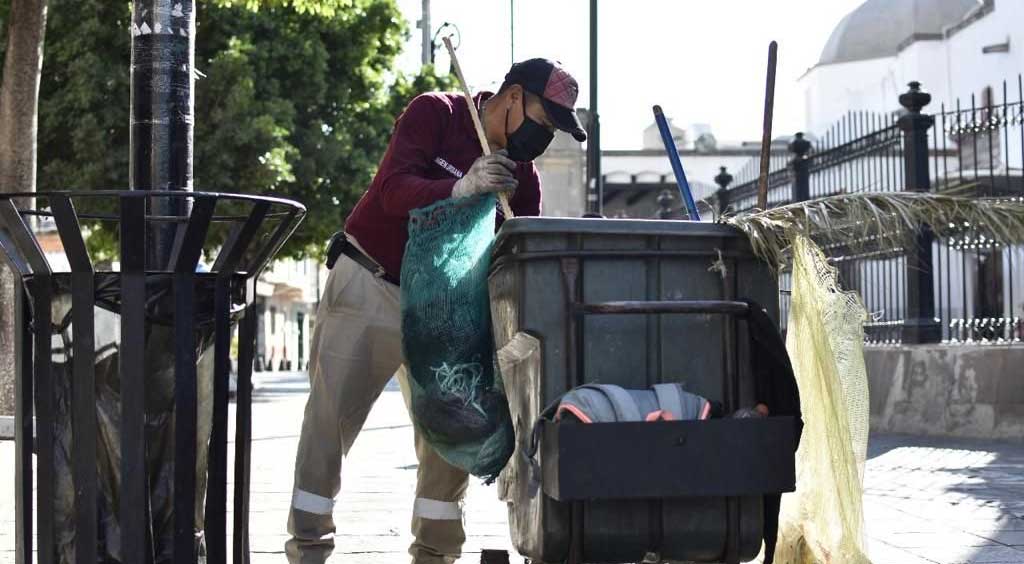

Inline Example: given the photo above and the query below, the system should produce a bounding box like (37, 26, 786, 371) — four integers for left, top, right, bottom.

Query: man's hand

(452, 150, 518, 199)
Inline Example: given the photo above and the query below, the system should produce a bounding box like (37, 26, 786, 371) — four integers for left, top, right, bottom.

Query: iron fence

(719, 113, 918, 215)
(824, 235, 909, 345)
(933, 76, 1024, 196)
(714, 148, 792, 213)
(931, 76, 1024, 343)
(808, 116, 905, 198)
(714, 76, 1024, 345)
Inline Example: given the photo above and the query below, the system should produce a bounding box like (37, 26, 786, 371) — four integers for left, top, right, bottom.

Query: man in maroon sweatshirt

(287, 59, 586, 564)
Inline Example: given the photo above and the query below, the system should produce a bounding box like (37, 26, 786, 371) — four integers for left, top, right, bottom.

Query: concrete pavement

(864, 435, 1024, 563)
(239, 371, 514, 563)
(2, 369, 1023, 563)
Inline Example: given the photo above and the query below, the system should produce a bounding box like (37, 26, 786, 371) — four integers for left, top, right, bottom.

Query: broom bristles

(722, 192, 1024, 270)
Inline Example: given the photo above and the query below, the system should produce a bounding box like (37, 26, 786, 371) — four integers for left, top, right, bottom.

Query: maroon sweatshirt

(345, 92, 541, 282)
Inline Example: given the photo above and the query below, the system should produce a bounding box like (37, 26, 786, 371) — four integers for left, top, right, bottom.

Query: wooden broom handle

(756, 41, 778, 211)
(442, 36, 515, 219)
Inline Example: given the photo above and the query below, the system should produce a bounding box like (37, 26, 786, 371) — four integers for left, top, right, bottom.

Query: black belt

(325, 232, 399, 286)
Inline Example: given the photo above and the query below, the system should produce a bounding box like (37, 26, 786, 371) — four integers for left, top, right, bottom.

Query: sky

(392, 0, 866, 149)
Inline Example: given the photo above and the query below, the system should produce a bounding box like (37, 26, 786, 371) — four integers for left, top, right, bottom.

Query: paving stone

(945, 516, 1024, 536)
(885, 531, 996, 549)
(866, 517, 949, 535)
(868, 539, 945, 564)
(913, 545, 1024, 564)
(978, 529, 1024, 547)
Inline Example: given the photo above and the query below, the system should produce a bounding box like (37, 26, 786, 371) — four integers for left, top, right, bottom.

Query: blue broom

(652, 105, 700, 221)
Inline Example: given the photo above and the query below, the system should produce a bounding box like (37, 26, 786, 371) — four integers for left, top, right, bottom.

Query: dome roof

(818, 0, 979, 65)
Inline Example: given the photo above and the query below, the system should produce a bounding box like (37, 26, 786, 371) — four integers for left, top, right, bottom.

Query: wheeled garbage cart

(489, 218, 802, 564)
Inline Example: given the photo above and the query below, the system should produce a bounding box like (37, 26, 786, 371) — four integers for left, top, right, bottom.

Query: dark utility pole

(130, 0, 195, 269)
(586, 0, 602, 215)
(128, 2, 198, 561)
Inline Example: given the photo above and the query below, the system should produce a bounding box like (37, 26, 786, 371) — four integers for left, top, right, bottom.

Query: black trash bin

(0, 191, 304, 564)
(489, 218, 801, 564)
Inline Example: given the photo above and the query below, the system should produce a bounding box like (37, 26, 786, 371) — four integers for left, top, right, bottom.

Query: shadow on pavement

(866, 433, 1024, 563)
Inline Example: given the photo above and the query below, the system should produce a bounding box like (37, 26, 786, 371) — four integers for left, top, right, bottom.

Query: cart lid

(493, 217, 751, 257)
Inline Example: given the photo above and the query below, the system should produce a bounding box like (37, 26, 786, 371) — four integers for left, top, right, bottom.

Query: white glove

(452, 150, 518, 199)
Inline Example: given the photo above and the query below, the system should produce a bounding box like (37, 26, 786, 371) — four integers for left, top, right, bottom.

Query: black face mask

(504, 96, 554, 162)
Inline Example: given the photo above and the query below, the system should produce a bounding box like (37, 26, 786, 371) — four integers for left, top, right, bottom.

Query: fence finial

(900, 82, 932, 114)
(656, 189, 675, 219)
(789, 132, 812, 158)
(714, 166, 733, 190)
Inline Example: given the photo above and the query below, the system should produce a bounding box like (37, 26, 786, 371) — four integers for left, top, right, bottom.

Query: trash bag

(771, 235, 871, 564)
(400, 194, 515, 483)
(47, 277, 216, 564)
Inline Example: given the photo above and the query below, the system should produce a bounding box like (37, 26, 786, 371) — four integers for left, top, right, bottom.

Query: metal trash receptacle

(489, 218, 800, 564)
(0, 191, 304, 564)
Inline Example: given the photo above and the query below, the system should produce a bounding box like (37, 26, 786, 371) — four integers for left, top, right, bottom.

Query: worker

(286, 58, 586, 564)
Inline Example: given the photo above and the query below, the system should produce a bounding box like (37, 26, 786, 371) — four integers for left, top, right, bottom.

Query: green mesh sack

(400, 193, 514, 483)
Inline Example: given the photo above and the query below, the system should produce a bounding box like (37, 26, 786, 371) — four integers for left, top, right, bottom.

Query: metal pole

(128, 4, 197, 562)
(420, 0, 431, 67)
(714, 166, 733, 216)
(789, 132, 811, 203)
(510, 0, 514, 64)
(130, 0, 195, 269)
(587, 0, 601, 215)
(898, 81, 941, 344)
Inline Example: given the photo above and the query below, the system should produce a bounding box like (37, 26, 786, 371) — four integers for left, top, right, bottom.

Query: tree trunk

(0, 0, 49, 418)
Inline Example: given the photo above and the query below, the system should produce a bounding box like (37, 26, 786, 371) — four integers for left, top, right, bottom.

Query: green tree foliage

(28, 0, 452, 258)
(211, 0, 371, 17)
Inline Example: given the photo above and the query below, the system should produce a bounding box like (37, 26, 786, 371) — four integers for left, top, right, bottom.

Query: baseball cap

(503, 58, 587, 142)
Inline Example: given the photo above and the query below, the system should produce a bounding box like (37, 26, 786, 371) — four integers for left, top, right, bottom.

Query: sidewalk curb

(0, 415, 14, 441)
(0, 415, 34, 441)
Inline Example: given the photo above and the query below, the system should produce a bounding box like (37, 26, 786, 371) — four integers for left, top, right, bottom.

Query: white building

(254, 256, 326, 372)
(802, 0, 1023, 136)
(801, 0, 1024, 340)
(600, 146, 761, 219)
(533, 118, 768, 220)
(535, 131, 588, 218)
(641, 118, 687, 153)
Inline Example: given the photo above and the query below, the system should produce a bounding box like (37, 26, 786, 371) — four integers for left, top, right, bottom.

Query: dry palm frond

(723, 192, 1024, 270)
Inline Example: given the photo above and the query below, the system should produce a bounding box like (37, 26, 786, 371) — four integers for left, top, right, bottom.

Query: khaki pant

(286, 253, 469, 564)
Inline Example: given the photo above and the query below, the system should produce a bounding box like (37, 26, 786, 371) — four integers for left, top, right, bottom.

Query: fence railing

(713, 77, 1024, 345)
(934, 76, 1024, 196)
(809, 118, 905, 197)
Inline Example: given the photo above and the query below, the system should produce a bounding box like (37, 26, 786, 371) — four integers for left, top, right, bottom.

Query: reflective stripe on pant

(286, 255, 468, 564)
(398, 369, 470, 564)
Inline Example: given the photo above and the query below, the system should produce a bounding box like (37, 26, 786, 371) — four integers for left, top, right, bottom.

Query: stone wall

(866, 345, 1024, 440)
